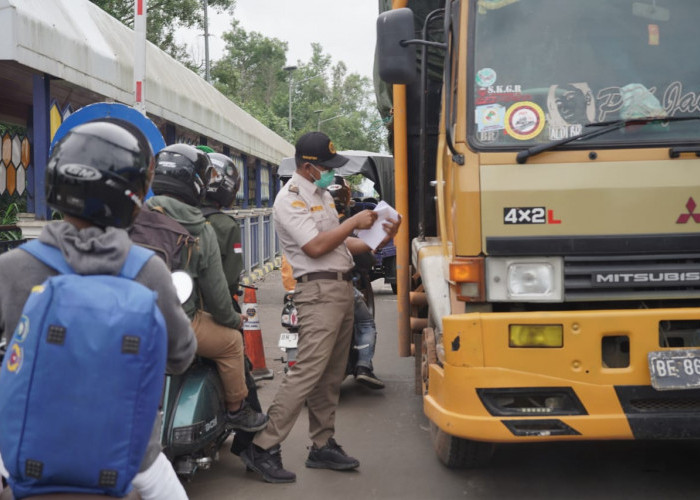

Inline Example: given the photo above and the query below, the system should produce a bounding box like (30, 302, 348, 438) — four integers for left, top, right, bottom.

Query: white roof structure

(0, 0, 294, 164)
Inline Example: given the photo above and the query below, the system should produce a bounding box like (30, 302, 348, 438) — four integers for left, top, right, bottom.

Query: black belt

(298, 271, 353, 283)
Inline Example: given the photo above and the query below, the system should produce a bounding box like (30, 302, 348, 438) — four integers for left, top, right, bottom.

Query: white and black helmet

(206, 153, 241, 208)
(152, 144, 212, 206)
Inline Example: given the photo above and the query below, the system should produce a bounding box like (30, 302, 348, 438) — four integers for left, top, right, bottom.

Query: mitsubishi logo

(677, 197, 700, 223)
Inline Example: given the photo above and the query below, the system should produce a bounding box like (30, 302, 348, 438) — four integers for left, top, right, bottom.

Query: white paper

(356, 200, 399, 250)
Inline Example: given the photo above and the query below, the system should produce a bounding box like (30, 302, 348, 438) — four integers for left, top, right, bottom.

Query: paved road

(184, 271, 700, 499)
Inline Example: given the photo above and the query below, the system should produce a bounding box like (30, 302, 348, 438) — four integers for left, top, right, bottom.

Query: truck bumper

(426, 308, 700, 442)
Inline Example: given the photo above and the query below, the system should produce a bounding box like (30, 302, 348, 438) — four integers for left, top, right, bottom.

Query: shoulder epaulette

(288, 183, 299, 194)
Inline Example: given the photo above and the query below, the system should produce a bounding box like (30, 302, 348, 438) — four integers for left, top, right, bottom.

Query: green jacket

(146, 195, 242, 330)
(201, 202, 244, 300)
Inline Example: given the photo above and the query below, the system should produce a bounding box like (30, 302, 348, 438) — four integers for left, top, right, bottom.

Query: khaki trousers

(254, 279, 354, 449)
(192, 310, 247, 408)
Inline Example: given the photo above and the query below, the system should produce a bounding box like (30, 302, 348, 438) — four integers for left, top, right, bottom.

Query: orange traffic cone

(241, 285, 274, 381)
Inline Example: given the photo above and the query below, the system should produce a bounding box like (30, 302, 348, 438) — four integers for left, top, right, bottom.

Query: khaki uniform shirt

(273, 172, 353, 278)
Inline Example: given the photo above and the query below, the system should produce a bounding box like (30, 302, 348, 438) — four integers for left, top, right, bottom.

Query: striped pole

(134, 0, 147, 115)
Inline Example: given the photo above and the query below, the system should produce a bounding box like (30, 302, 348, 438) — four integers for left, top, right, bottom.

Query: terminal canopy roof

(0, 0, 293, 164)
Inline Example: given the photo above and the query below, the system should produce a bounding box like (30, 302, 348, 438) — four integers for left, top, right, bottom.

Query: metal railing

(229, 207, 280, 278)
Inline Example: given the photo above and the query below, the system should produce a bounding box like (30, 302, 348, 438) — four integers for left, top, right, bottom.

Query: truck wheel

(430, 423, 495, 469)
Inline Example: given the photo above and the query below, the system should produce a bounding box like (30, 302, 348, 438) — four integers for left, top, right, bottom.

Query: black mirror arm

(400, 39, 448, 50)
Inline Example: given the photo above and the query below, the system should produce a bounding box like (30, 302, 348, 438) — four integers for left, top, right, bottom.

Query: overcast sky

(177, 0, 379, 79)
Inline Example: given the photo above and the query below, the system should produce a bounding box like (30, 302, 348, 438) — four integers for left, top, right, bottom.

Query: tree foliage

(212, 25, 385, 151)
(89, 0, 235, 63)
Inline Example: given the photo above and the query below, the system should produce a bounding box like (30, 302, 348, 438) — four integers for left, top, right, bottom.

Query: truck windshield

(469, 0, 700, 150)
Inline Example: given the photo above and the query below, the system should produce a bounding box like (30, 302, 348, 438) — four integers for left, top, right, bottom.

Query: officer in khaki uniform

(240, 131, 400, 484)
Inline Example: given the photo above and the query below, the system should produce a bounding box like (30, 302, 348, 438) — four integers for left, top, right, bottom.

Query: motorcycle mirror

(171, 270, 194, 304)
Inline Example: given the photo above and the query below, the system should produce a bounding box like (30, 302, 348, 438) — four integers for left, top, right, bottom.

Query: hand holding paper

(356, 201, 400, 250)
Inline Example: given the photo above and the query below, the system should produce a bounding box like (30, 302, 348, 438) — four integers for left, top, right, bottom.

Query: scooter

(160, 271, 233, 481)
(278, 291, 299, 373)
(278, 274, 372, 376)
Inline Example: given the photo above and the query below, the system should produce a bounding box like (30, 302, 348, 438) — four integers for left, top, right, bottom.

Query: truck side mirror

(376, 8, 418, 85)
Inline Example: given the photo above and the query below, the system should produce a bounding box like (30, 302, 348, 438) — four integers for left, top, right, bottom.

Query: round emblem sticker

(476, 68, 497, 87)
(504, 101, 546, 140)
(14, 315, 30, 342)
(7, 344, 23, 373)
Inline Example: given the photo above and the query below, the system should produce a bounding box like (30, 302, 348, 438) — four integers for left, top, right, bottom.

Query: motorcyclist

(0, 120, 196, 499)
(328, 176, 385, 389)
(196, 148, 264, 455)
(146, 144, 267, 432)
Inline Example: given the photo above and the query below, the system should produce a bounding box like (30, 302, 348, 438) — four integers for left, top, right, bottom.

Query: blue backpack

(0, 240, 167, 498)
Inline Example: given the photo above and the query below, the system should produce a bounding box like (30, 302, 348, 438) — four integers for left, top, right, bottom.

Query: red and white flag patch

(233, 243, 243, 254)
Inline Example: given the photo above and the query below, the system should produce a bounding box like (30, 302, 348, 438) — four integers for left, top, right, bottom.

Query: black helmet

(328, 175, 352, 214)
(46, 120, 154, 228)
(152, 144, 212, 205)
(206, 152, 241, 208)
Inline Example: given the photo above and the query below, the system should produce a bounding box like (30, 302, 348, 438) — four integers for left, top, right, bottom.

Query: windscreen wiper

(515, 115, 700, 164)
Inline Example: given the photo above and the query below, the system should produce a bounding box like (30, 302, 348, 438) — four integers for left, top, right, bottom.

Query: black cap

(295, 131, 349, 169)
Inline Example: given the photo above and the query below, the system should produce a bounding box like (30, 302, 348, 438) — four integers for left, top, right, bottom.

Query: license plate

(648, 349, 700, 390)
(278, 332, 298, 349)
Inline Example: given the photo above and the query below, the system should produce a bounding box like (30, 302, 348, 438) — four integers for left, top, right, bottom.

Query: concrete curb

(241, 256, 282, 285)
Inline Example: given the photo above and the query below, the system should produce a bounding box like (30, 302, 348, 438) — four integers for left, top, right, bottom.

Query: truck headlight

(486, 257, 563, 302)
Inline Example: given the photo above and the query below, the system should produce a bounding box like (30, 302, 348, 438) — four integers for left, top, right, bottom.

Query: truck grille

(564, 253, 700, 301)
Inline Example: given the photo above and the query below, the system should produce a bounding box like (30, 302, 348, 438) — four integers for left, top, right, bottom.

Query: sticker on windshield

(475, 104, 505, 132)
(549, 124, 583, 141)
(546, 83, 595, 129)
(504, 102, 545, 140)
(648, 24, 659, 46)
(476, 68, 497, 87)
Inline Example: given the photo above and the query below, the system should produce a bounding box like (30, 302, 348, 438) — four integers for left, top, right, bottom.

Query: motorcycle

(160, 271, 232, 481)
(278, 291, 299, 373)
(278, 271, 373, 375)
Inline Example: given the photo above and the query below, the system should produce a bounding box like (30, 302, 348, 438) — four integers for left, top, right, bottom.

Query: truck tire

(430, 422, 495, 469)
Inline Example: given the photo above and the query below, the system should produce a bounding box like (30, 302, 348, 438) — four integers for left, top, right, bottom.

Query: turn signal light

(509, 324, 563, 348)
(449, 258, 485, 302)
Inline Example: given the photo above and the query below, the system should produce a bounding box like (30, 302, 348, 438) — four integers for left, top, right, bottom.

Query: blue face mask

(311, 165, 335, 189)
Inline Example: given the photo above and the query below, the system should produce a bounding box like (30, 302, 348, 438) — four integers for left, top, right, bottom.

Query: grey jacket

(0, 221, 197, 471)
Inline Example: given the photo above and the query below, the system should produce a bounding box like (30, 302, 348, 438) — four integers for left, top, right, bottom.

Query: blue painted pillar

(164, 123, 176, 145)
(29, 74, 51, 220)
(268, 164, 276, 203)
(255, 158, 262, 208)
(242, 154, 249, 209)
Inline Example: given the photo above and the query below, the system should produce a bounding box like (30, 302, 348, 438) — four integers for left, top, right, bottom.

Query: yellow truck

(376, 0, 700, 467)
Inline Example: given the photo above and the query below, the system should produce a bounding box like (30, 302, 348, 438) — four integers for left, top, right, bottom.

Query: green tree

(89, 0, 235, 64)
(211, 19, 289, 135)
(212, 23, 386, 151)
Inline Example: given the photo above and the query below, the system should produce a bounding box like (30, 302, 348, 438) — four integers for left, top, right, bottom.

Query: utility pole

(203, 0, 210, 82)
(283, 66, 297, 131)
